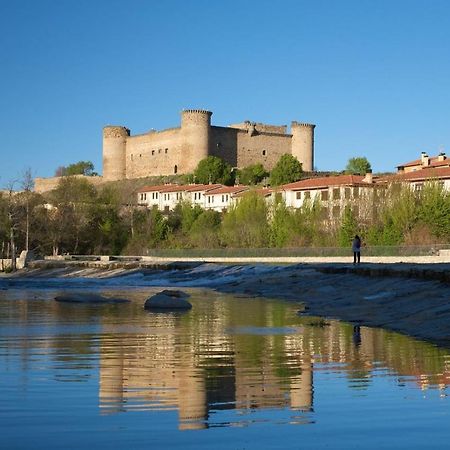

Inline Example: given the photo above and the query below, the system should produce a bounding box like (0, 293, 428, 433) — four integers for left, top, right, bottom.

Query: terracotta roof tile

(281, 175, 369, 191)
(205, 185, 249, 195)
(379, 166, 450, 183)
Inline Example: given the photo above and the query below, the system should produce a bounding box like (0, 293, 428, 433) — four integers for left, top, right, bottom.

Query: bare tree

(5, 180, 19, 271)
(21, 168, 35, 252)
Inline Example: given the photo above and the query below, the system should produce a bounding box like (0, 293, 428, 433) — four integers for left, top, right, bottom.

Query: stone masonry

(103, 109, 316, 181)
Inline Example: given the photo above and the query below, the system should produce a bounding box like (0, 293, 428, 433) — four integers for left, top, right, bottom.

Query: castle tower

(102, 126, 130, 181)
(291, 122, 315, 172)
(181, 109, 212, 172)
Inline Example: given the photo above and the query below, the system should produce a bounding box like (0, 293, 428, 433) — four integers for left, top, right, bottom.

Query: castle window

(131, 154, 134, 161)
(165, 148, 168, 154)
(158, 149, 161, 154)
(139, 154, 142, 158)
(174, 165, 178, 174)
(152, 150, 155, 155)
(262, 150, 266, 156)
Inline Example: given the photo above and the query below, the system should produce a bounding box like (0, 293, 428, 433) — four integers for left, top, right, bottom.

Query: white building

(281, 173, 375, 221)
(203, 185, 249, 212)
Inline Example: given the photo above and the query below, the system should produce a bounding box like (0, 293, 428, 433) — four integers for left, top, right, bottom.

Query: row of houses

(136, 152, 450, 219)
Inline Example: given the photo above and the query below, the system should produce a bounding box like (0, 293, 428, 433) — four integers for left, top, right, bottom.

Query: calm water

(1, 286, 450, 449)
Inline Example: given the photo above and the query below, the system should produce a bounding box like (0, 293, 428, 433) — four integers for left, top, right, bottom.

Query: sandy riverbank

(2, 261, 450, 348)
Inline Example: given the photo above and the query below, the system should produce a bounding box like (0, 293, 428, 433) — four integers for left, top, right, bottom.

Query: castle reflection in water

(97, 294, 450, 429)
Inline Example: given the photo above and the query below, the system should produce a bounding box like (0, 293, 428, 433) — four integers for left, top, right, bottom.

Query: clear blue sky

(1, 0, 450, 185)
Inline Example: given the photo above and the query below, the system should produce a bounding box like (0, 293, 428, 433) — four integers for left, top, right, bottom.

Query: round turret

(291, 121, 315, 172)
(103, 126, 129, 181)
(181, 110, 212, 171)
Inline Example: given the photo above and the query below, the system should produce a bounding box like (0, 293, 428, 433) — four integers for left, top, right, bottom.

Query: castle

(103, 109, 315, 181)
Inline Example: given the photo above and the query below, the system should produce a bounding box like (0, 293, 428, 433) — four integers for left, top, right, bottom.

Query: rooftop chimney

(363, 169, 373, 184)
(438, 152, 446, 162)
(421, 152, 429, 167)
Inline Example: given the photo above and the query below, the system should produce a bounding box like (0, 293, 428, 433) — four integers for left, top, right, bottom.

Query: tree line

(1, 174, 449, 262)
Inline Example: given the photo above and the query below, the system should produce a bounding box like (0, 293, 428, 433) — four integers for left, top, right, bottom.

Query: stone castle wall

(34, 175, 104, 194)
(125, 128, 183, 179)
(103, 109, 314, 180)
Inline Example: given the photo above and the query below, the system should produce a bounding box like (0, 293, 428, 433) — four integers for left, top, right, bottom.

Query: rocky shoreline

(2, 261, 450, 348)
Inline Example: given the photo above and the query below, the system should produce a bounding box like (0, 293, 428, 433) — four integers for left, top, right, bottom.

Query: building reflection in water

(86, 294, 450, 429)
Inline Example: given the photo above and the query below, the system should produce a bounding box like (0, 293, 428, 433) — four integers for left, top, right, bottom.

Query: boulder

(144, 290, 192, 310)
(54, 293, 129, 304)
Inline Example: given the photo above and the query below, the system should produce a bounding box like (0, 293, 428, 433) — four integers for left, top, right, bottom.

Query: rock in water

(144, 290, 192, 310)
(54, 293, 129, 304)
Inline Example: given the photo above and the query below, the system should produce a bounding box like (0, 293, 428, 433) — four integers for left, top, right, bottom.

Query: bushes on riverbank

(1, 178, 450, 257)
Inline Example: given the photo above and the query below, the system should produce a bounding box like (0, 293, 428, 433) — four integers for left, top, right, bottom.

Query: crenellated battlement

(291, 121, 316, 129)
(182, 109, 212, 115)
(103, 126, 130, 138)
(101, 109, 316, 180)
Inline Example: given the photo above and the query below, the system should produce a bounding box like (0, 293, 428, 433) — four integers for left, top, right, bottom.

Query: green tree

(338, 206, 359, 247)
(345, 157, 371, 175)
(194, 156, 233, 185)
(238, 163, 268, 185)
(417, 181, 450, 239)
(269, 199, 296, 247)
(269, 154, 303, 186)
(55, 161, 96, 177)
(221, 192, 269, 247)
(189, 210, 221, 247)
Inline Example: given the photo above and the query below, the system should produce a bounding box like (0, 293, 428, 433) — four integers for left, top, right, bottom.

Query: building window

(321, 190, 328, 201)
(165, 148, 168, 154)
(139, 154, 142, 158)
(144, 193, 147, 200)
(333, 205, 340, 217)
(174, 165, 178, 174)
(262, 150, 266, 156)
(155, 193, 158, 199)
(226, 195, 229, 201)
(414, 183, 423, 192)
(345, 187, 351, 199)
(353, 187, 359, 198)
(222, 195, 225, 202)
(158, 149, 161, 154)
(296, 192, 301, 200)
(304, 191, 310, 199)
(152, 150, 155, 155)
(333, 188, 340, 200)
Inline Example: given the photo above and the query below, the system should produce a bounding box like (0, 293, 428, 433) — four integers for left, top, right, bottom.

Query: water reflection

(0, 288, 449, 431)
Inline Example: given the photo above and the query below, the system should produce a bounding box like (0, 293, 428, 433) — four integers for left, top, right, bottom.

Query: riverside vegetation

(1, 157, 450, 259)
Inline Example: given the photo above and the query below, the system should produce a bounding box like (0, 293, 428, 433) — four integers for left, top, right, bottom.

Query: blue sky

(1, 0, 450, 185)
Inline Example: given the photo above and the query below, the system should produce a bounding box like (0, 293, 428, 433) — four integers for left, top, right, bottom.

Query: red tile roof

(184, 183, 223, 192)
(379, 166, 450, 183)
(281, 175, 370, 191)
(205, 185, 249, 195)
(234, 187, 273, 198)
(137, 184, 174, 193)
(397, 154, 448, 168)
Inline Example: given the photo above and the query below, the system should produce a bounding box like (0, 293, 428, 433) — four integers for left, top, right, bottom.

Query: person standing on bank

(352, 235, 361, 264)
